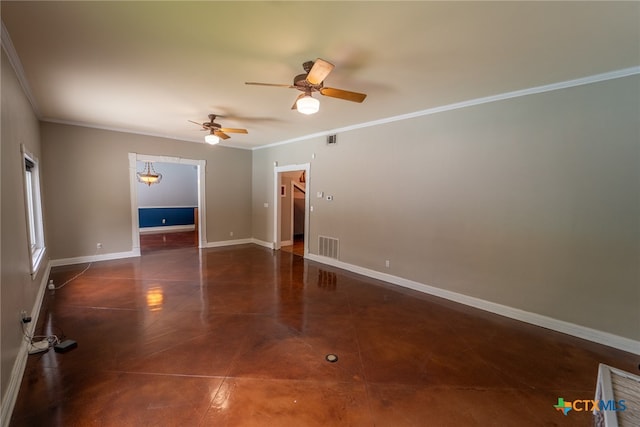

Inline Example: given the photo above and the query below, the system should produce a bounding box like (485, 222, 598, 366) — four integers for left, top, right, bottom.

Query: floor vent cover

(318, 236, 339, 259)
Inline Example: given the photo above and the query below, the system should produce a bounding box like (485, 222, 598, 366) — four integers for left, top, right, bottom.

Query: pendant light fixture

(296, 93, 320, 115)
(137, 162, 162, 186)
(205, 131, 220, 145)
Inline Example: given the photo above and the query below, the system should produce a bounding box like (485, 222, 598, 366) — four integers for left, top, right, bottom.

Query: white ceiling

(2, 1, 639, 149)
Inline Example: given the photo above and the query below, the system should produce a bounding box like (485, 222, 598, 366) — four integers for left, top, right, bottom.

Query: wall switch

(317, 191, 324, 198)
(264, 203, 269, 208)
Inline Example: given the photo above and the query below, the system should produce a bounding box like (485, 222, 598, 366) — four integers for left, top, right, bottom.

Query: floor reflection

(10, 244, 638, 426)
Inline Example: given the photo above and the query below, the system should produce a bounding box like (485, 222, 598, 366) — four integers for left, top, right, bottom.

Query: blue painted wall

(139, 207, 195, 228)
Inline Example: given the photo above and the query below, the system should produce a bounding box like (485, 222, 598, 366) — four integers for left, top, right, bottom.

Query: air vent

(318, 236, 339, 259)
(327, 134, 337, 144)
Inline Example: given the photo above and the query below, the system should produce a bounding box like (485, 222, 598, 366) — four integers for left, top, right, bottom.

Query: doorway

(274, 163, 310, 257)
(280, 175, 306, 256)
(129, 153, 207, 255)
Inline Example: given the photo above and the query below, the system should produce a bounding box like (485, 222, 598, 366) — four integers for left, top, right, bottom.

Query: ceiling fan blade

(214, 130, 230, 140)
(320, 87, 367, 103)
(245, 82, 295, 88)
(219, 128, 248, 134)
(188, 120, 207, 129)
(306, 59, 334, 85)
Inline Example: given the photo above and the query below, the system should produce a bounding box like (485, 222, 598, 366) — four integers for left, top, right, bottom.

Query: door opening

(129, 153, 207, 255)
(273, 163, 310, 257)
(137, 161, 199, 254)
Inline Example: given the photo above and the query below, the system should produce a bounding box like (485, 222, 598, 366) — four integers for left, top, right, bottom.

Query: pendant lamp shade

(137, 162, 162, 186)
(205, 132, 220, 145)
(296, 95, 320, 115)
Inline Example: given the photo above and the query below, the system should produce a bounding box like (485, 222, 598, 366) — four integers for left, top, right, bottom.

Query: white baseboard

(41, 243, 640, 355)
(203, 238, 254, 248)
(280, 240, 293, 246)
(50, 249, 140, 267)
(306, 253, 640, 355)
(48, 239, 274, 267)
(1, 261, 51, 427)
(205, 238, 275, 250)
(250, 238, 275, 249)
(139, 224, 195, 234)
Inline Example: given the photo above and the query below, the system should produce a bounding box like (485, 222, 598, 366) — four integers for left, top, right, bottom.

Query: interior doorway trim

(128, 153, 207, 253)
(273, 163, 310, 256)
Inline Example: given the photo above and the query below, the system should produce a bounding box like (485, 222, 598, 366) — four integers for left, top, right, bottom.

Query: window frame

(22, 145, 46, 276)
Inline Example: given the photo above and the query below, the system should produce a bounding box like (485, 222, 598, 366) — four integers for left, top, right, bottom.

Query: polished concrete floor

(281, 234, 305, 257)
(10, 244, 638, 426)
(139, 230, 198, 254)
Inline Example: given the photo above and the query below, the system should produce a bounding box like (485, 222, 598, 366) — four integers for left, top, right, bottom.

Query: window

(22, 145, 45, 275)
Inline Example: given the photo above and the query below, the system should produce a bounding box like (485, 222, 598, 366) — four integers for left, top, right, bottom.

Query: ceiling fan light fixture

(137, 162, 162, 186)
(296, 95, 320, 115)
(205, 132, 220, 145)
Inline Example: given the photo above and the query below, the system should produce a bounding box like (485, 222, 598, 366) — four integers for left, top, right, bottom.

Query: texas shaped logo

(554, 398, 572, 415)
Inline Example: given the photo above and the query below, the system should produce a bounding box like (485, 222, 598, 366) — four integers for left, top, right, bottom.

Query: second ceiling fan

(245, 58, 367, 114)
(189, 114, 248, 144)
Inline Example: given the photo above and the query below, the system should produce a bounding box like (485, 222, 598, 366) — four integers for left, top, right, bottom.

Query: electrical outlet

(230, 231, 234, 237)
(385, 260, 390, 268)
(97, 243, 103, 249)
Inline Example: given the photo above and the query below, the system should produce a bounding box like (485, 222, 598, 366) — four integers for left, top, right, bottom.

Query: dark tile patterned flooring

(10, 244, 638, 426)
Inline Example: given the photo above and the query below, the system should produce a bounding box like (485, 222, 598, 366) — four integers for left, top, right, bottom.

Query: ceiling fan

(245, 58, 367, 114)
(188, 114, 248, 144)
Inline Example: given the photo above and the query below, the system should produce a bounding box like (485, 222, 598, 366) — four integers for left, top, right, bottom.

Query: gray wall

(41, 123, 252, 260)
(1, 49, 48, 413)
(252, 75, 640, 341)
(136, 161, 198, 208)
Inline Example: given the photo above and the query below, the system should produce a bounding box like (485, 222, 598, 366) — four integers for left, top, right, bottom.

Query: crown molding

(1, 20, 41, 117)
(41, 117, 253, 150)
(255, 66, 640, 151)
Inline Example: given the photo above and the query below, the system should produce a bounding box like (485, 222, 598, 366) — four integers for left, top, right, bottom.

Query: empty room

(1, 2, 638, 426)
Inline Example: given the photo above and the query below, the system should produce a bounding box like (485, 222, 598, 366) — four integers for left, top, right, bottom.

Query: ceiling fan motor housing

(302, 61, 315, 73)
(294, 73, 322, 92)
